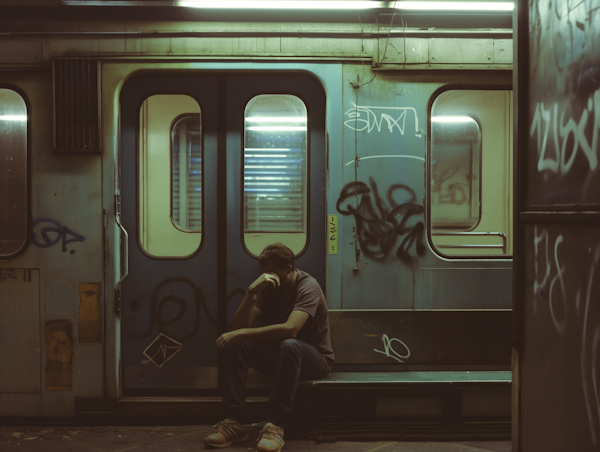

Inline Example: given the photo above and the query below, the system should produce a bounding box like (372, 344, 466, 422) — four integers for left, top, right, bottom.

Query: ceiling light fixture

(176, 1, 514, 11)
(0, 115, 27, 121)
(432, 116, 475, 123)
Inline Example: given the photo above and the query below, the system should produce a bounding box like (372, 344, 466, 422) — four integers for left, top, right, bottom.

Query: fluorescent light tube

(246, 117, 307, 123)
(176, 1, 514, 11)
(247, 126, 307, 131)
(432, 116, 475, 123)
(176, 1, 388, 9)
(0, 115, 27, 121)
(396, 2, 514, 11)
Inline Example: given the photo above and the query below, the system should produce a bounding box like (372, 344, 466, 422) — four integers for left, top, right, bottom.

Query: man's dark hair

(258, 243, 296, 270)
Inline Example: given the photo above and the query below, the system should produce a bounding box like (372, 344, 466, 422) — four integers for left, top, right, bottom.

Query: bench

(292, 370, 512, 425)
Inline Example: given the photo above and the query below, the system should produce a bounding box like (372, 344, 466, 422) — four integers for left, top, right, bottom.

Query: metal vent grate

(53, 59, 100, 153)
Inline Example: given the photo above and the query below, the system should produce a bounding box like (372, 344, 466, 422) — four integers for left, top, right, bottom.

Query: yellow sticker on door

(328, 214, 338, 255)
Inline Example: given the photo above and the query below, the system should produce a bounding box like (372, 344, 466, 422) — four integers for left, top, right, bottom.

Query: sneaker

(203, 418, 249, 448)
(256, 422, 284, 452)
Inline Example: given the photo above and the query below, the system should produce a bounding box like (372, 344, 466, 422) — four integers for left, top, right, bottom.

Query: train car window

(243, 95, 308, 256)
(0, 88, 28, 258)
(431, 116, 481, 229)
(139, 95, 202, 258)
(171, 115, 202, 232)
(430, 89, 513, 256)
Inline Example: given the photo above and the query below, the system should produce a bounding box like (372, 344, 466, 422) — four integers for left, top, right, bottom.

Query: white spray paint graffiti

(532, 227, 600, 444)
(344, 103, 422, 137)
(580, 242, 600, 447)
(533, 226, 552, 311)
(373, 333, 411, 363)
(530, 89, 600, 176)
(344, 154, 425, 166)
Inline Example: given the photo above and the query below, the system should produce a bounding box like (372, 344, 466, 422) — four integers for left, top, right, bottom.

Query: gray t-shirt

(254, 270, 335, 368)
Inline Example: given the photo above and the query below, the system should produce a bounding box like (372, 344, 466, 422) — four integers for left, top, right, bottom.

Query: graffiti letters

(374, 333, 411, 363)
(126, 277, 216, 342)
(532, 227, 600, 444)
(533, 227, 568, 333)
(32, 219, 85, 254)
(336, 177, 425, 263)
(344, 103, 422, 137)
(143, 333, 182, 368)
(530, 89, 600, 176)
(529, 0, 600, 202)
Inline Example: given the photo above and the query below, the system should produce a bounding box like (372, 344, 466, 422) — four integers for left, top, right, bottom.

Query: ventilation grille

(53, 59, 100, 153)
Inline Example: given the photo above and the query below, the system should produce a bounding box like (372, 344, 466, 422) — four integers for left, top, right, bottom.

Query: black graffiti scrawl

(125, 277, 216, 342)
(336, 177, 425, 263)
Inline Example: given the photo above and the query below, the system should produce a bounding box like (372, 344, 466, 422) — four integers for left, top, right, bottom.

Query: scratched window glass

(0, 89, 28, 258)
(139, 95, 202, 258)
(243, 95, 308, 256)
(430, 90, 513, 256)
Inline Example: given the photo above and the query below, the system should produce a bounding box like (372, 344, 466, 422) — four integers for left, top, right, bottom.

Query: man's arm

(232, 291, 262, 330)
(217, 310, 309, 352)
(232, 272, 280, 330)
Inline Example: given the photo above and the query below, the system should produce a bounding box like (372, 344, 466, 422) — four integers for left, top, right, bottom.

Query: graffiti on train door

(336, 177, 425, 263)
(143, 333, 183, 367)
(125, 277, 216, 342)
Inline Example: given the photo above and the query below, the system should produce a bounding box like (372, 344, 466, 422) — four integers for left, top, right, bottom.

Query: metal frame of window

(242, 94, 308, 233)
(427, 84, 513, 259)
(170, 113, 203, 233)
(136, 93, 204, 260)
(0, 85, 30, 259)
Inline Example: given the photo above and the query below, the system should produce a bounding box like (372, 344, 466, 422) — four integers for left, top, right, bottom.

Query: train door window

(139, 95, 202, 257)
(430, 89, 513, 256)
(0, 88, 28, 258)
(172, 115, 202, 232)
(243, 94, 308, 256)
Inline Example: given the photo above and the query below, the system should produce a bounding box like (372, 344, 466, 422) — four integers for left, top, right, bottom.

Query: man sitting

(204, 243, 334, 451)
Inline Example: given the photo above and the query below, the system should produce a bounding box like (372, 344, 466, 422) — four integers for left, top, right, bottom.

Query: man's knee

(277, 338, 301, 357)
(226, 339, 251, 358)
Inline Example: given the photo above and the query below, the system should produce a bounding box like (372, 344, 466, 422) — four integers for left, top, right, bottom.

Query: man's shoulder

(296, 269, 317, 286)
(295, 270, 325, 296)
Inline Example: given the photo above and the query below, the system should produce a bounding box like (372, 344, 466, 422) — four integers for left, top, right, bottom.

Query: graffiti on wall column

(530, 225, 600, 445)
(336, 177, 425, 263)
(528, 0, 600, 204)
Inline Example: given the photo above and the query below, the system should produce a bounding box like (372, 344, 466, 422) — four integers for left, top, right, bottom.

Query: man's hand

(216, 330, 245, 352)
(248, 272, 280, 294)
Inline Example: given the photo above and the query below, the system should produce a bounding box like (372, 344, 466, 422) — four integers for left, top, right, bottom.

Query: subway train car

(0, 1, 514, 427)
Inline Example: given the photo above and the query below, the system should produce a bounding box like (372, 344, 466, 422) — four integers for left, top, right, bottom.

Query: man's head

(258, 243, 296, 289)
(258, 243, 295, 270)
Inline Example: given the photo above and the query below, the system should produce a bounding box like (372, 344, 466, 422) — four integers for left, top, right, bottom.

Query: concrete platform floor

(0, 425, 511, 452)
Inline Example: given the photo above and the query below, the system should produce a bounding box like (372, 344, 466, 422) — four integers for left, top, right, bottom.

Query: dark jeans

(223, 338, 331, 428)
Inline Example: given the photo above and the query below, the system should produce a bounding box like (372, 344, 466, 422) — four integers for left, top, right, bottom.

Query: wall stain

(44, 320, 73, 391)
(79, 283, 102, 343)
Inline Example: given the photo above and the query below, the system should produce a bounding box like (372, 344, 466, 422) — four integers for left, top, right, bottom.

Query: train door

(118, 72, 325, 394)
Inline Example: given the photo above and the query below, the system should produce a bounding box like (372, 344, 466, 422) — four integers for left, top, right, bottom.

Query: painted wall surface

(523, 224, 600, 450)
(337, 65, 512, 312)
(520, 0, 600, 450)
(527, 0, 600, 206)
(0, 31, 515, 413)
(0, 71, 104, 417)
